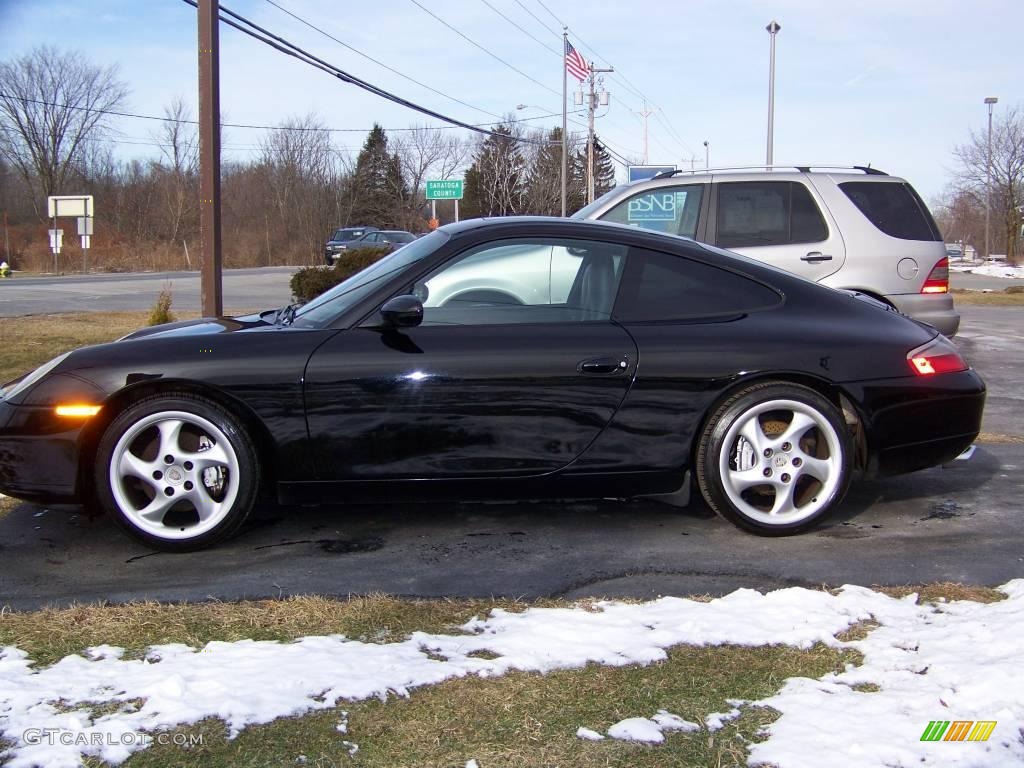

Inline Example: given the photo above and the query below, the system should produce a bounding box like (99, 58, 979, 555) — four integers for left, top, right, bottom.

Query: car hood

(119, 314, 269, 341)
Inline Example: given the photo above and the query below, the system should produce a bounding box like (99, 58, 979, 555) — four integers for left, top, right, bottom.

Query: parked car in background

(0, 218, 984, 550)
(324, 226, 378, 265)
(345, 230, 417, 254)
(574, 166, 960, 336)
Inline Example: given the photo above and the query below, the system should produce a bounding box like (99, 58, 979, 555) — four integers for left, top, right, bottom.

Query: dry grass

(875, 583, 1006, 605)
(0, 595, 559, 668)
(951, 288, 1024, 305)
(3, 584, 1005, 767)
(976, 432, 1024, 444)
(0, 494, 17, 521)
(116, 642, 854, 768)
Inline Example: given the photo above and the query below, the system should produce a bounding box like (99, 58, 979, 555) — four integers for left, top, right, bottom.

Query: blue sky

(2, 0, 1020, 202)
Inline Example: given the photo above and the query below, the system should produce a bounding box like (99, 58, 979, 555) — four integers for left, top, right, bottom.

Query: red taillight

(907, 338, 967, 376)
(921, 257, 949, 294)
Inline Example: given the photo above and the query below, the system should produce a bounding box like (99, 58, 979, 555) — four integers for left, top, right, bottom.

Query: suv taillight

(907, 337, 967, 376)
(921, 257, 949, 294)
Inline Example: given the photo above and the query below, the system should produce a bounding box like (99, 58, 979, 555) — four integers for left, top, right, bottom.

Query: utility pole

(561, 28, 568, 217)
(198, 0, 223, 316)
(585, 63, 613, 204)
(634, 99, 656, 165)
(703, 140, 710, 170)
(984, 96, 998, 262)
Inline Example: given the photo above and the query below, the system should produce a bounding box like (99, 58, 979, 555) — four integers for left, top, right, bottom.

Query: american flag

(565, 40, 589, 82)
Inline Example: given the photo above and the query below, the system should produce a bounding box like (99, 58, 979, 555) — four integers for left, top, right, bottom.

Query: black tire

(95, 393, 260, 552)
(696, 381, 852, 535)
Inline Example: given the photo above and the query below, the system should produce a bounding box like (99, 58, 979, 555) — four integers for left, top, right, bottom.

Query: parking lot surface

(1, 305, 1021, 609)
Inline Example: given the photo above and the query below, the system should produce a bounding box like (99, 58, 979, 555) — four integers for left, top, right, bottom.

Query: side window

(614, 247, 782, 322)
(412, 239, 626, 326)
(598, 184, 704, 238)
(716, 182, 827, 248)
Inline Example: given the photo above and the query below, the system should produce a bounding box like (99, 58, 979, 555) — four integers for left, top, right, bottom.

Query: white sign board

(80, 235, 92, 249)
(47, 195, 94, 218)
(48, 228, 63, 253)
(77, 217, 94, 236)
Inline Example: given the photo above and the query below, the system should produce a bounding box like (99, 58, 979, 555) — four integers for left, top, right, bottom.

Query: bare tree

(954, 104, 1024, 263)
(259, 114, 340, 263)
(0, 46, 129, 216)
(150, 98, 198, 244)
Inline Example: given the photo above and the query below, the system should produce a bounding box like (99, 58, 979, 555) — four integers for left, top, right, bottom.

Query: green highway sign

(425, 179, 464, 200)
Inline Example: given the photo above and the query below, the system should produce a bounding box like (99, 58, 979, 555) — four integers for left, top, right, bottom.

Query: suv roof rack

(651, 165, 888, 180)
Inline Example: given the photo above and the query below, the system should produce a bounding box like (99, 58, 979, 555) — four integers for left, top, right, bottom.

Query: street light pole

(703, 140, 709, 170)
(984, 96, 998, 261)
(766, 20, 781, 167)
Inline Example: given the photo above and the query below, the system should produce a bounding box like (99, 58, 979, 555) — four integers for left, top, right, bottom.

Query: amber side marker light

(55, 404, 102, 418)
(907, 338, 968, 377)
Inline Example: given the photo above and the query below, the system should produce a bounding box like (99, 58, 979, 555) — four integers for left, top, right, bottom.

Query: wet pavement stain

(318, 537, 384, 554)
(921, 500, 965, 521)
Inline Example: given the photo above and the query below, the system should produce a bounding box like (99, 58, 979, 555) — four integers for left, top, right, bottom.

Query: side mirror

(380, 295, 424, 328)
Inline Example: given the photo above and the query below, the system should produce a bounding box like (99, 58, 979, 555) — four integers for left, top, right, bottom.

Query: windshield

(292, 230, 449, 328)
(571, 184, 632, 219)
(331, 228, 365, 242)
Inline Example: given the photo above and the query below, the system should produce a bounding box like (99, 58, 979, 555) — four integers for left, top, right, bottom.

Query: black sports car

(0, 218, 985, 551)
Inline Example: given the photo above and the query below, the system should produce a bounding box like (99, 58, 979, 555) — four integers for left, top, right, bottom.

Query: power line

(179, 0, 554, 145)
(408, 0, 560, 98)
(534, 0, 566, 29)
(0, 93, 581, 138)
(512, 0, 559, 37)
(477, 0, 560, 56)
(263, 0, 506, 121)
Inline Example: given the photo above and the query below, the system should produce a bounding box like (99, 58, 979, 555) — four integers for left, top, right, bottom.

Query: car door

(710, 180, 846, 282)
(303, 236, 638, 480)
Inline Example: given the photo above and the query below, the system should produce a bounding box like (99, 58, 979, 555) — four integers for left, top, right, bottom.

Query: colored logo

(920, 721, 997, 742)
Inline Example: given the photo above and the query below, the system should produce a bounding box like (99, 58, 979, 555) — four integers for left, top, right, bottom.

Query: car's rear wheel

(95, 394, 259, 551)
(696, 382, 852, 535)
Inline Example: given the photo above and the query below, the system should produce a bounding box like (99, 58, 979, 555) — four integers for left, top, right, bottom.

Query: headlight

(0, 352, 71, 402)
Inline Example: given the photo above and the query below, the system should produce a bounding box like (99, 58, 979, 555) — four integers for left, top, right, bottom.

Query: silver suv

(573, 166, 958, 336)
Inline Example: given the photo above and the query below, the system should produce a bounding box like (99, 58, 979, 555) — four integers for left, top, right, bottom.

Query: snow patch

(575, 726, 605, 741)
(1, 581, 1023, 767)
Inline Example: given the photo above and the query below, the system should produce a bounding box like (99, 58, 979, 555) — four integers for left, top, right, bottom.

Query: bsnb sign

(628, 192, 677, 221)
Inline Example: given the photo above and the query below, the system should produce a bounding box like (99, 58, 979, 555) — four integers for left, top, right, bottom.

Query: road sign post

(47, 195, 95, 274)
(425, 179, 464, 223)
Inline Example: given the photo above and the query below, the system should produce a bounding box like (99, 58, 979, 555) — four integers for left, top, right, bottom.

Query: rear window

(839, 181, 941, 241)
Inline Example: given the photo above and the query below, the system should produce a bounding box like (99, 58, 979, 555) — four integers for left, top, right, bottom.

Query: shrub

(148, 285, 176, 325)
(290, 246, 391, 303)
(1005, 285, 1024, 294)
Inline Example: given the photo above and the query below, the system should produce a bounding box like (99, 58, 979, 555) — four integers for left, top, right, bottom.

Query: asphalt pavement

(0, 266, 299, 317)
(1, 305, 1021, 609)
(0, 264, 1019, 318)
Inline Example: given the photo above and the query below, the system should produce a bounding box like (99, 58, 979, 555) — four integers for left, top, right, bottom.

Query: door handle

(578, 356, 629, 375)
(801, 251, 833, 263)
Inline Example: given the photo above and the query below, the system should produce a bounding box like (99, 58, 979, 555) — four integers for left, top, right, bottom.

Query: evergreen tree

(349, 124, 406, 227)
(592, 136, 616, 198)
(524, 127, 563, 216)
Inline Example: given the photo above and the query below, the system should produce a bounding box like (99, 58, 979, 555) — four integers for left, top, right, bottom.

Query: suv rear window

(839, 181, 941, 241)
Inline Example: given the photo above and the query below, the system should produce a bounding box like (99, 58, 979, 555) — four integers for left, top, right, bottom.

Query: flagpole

(561, 28, 568, 217)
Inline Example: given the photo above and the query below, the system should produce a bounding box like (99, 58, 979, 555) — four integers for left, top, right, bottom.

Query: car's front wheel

(696, 382, 852, 535)
(95, 394, 259, 551)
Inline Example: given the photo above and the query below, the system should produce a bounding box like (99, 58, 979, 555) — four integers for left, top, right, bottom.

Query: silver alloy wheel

(108, 409, 241, 540)
(717, 398, 843, 525)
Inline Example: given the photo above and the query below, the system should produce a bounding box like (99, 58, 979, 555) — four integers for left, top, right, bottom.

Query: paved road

(0, 306, 1021, 610)
(0, 267, 299, 317)
(0, 266, 1018, 318)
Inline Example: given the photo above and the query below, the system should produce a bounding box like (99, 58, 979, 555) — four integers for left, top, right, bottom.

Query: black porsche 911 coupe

(0, 218, 985, 551)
